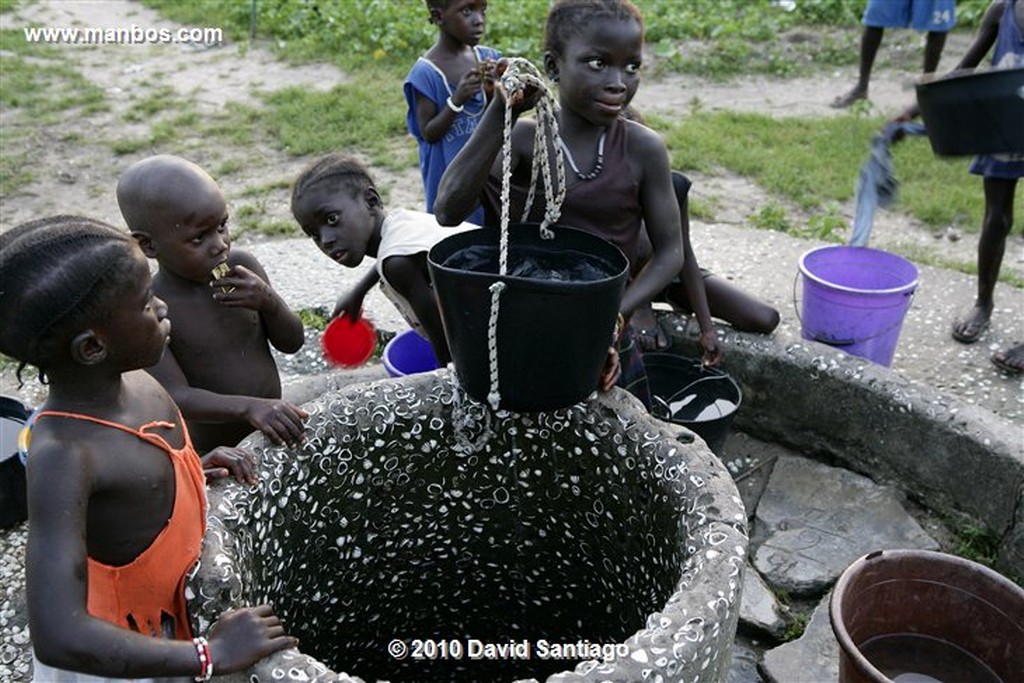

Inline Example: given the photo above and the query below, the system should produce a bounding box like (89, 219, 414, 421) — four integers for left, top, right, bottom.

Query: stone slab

(761, 594, 838, 683)
(753, 456, 939, 597)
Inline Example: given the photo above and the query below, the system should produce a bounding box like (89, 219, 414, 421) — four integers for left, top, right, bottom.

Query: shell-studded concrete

(191, 371, 748, 683)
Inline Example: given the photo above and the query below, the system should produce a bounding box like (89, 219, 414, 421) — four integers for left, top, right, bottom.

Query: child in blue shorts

(832, 0, 956, 108)
(893, 0, 1024, 374)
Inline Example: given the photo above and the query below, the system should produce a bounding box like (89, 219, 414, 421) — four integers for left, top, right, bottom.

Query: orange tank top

(34, 410, 207, 640)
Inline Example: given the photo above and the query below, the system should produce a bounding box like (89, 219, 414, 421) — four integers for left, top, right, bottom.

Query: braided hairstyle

(290, 154, 376, 238)
(545, 0, 644, 57)
(0, 216, 140, 382)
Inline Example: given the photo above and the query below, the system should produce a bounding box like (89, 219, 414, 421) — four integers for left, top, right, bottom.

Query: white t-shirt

(375, 209, 478, 334)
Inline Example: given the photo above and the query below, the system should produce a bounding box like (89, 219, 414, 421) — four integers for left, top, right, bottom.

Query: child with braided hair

(0, 216, 296, 682)
(291, 154, 479, 365)
(434, 0, 685, 406)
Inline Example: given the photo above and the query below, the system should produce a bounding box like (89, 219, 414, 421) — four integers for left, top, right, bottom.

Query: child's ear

(364, 187, 383, 210)
(428, 7, 443, 25)
(70, 330, 107, 366)
(543, 52, 559, 83)
(131, 231, 157, 258)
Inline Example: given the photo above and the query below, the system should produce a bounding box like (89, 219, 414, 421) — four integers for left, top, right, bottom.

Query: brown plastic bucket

(830, 549, 1024, 683)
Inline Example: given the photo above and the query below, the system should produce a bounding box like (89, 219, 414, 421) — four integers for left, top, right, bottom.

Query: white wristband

(446, 96, 464, 113)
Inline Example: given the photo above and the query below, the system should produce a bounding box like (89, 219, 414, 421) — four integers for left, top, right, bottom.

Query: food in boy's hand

(210, 262, 234, 293)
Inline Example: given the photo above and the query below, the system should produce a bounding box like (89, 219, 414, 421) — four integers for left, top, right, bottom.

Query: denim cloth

(850, 122, 927, 247)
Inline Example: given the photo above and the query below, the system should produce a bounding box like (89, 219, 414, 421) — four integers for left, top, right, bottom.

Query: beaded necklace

(559, 129, 606, 181)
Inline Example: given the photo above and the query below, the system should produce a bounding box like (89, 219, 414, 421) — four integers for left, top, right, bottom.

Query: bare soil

(0, 1, 1007, 276)
(2, 1, 1021, 411)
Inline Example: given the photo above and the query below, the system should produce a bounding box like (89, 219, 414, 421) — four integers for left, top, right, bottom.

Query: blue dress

(404, 45, 501, 226)
(969, 0, 1024, 179)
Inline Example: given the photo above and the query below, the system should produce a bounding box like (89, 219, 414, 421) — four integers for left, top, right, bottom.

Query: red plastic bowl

(321, 316, 376, 368)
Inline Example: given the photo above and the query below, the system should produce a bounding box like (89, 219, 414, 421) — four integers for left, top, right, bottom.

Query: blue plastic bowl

(382, 329, 440, 378)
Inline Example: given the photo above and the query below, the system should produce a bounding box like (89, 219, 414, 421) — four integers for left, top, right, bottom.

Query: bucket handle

(792, 269, 916, 347)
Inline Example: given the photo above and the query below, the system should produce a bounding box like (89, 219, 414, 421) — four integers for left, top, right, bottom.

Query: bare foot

(992, 344, 1024, 375)
(830, 87, 867, 109)
(951, 304, 991, 344)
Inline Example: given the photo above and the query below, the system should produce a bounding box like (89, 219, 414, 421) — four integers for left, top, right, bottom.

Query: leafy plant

(781, 607, 811, 642)
(802, 203, 848, 242)
(297, 307, 330, 331)
(749, 203, 792, 232)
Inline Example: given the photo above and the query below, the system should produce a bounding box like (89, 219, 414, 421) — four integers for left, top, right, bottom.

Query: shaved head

(117, 155, 224, 237)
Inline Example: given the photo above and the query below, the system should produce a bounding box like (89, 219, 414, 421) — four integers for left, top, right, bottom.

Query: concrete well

(191, 371, 748, 682)
(663, 314, 1024, 578)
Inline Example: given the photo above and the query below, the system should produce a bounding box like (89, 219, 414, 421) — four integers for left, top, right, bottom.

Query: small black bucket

(428, 223, 628, 412)
(0, 395, 30, 529)
(915, 66, 1024, 156)
(644, 353, 741, 456)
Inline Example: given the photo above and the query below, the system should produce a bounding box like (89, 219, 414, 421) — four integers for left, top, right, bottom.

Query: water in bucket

(830, 549, 1024, 683)
(857, 633, 1001, 683)
(643, 353, 741, 456)
(428, 223, 628, 412)
(798, 245, 919, 367)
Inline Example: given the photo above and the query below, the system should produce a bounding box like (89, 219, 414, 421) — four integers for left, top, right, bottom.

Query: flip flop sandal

(951, 318, 988, 344)
(632, 324, 665, 353)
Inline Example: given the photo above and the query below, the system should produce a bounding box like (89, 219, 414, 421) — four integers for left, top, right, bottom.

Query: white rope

(485, 57, 567, 410)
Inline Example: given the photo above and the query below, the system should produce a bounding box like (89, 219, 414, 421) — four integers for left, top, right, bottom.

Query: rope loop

(485, 58, 566, 408)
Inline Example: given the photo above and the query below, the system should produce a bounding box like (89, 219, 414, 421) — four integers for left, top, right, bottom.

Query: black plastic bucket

(915, 66, 1024, 156)
(0, 395, 30, 529)
(428, 223, 628, 412)
(643, 353, 741, 456)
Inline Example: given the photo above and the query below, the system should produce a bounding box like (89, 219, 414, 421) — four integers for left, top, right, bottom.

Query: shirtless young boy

(118, 155, 308, 453)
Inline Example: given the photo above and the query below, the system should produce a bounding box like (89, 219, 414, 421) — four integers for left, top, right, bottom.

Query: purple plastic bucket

(383, 329, 440, 378)
(798, 246, 919, 367)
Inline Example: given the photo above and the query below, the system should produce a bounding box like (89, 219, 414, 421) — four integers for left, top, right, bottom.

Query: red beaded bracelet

(192, 636, 213, 683)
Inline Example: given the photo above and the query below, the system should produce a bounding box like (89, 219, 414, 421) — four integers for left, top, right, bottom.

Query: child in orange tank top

(0, 217, 297, 682)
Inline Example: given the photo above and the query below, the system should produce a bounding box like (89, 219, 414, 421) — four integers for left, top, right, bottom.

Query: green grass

(0, 45, 106, 118)
(297, 307, 330, 332)
(662, 111, 992, 231)
(123, 85, 181, 122)
(0, 131, 32, 197)
(253, 65, 408, 163)
(141, 0, 991, 78)
(0, 29, 108, 192)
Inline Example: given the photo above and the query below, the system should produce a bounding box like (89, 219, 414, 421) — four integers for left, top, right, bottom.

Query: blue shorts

(970, 153, 1024, 180)
(863, 0, 956, 32)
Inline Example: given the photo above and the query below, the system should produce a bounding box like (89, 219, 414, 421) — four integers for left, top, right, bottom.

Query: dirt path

(3, 3, 1016, 276)
(2, 0, 1021, 411)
